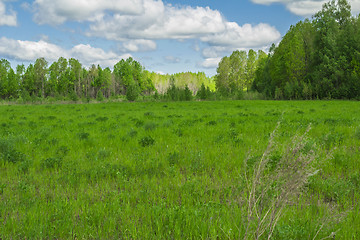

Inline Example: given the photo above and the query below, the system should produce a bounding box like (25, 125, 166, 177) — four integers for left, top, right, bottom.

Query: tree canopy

(251, 0, 360, 100)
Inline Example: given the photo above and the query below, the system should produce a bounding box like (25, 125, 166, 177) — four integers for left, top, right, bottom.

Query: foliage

(0, 56, 214, 103)
(252, 0, 360, 99)
(215, 50, 266, 97)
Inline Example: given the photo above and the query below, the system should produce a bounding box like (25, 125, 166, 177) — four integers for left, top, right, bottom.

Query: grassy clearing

(0, 100, 359, 239)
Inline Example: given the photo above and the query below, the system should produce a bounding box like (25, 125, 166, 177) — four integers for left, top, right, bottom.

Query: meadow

(0, 100, 359, 239)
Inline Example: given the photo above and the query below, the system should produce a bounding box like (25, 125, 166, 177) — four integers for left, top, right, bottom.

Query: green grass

(0, 100, 359, 239)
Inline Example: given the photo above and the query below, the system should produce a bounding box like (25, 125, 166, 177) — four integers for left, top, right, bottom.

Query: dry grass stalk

(244, 123, 318, 240)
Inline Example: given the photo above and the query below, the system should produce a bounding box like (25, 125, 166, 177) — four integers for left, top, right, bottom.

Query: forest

(0, 57, 214, 102)
(250, 0, 360, 99)
(1, 0, 359, 101)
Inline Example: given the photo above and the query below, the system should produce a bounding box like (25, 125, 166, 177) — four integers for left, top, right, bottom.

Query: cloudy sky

(1, 0, 360, 76)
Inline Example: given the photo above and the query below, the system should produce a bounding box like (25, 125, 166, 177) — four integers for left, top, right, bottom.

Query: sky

(1, 0, 360, 76)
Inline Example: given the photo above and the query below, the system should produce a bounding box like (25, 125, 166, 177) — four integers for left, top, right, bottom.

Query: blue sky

(1, 0, 360, 76)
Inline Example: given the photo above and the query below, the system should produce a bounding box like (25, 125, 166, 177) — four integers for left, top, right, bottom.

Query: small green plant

(77, 132, 90, 140)
(97, 148, 111, 160)
(127, 129, 138, 138)
(95, 116, 108, 122)
(144, 122, 157, 131)
(96, 90, 104, 102)
(41, 157, 63, 169)
(138, 136, 155, 147)
(167, 151, 180, 166)
(0, 138, 26, 163)
(355, 127, 360, 140)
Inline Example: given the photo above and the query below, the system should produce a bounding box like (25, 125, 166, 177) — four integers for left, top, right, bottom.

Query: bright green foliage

(114, 57, 149, 97)
(0, 101, 360, 238)
(126, 83, 139, 101)
(253, 0, 360, 99)
(215, 50, 264, 96)
(148, 71, 214, 95)
(0, 56, 211, 102)
(0, 59, 19, 99)
(34, 58, 48, 97)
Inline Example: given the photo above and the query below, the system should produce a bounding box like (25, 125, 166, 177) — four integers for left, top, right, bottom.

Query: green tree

(0, 59, 11, 98)
(69, 58, 82, 96)
(34, 58, 48, 97)
(215, 56, 231, 96)
(183, 85, 193, 101)
(197, 83, 208, 100)
(23, 64, 36, 97)
(245, 49, 257, 91)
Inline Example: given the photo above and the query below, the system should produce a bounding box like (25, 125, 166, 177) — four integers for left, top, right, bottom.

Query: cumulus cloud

(71, 44, 132, 66)
(199, 57, 222, 69)
(201, 23, 280, 48)
(252, 0, 360, 16)
(32, 0, 144, 25)
(0, 37, 131, 67)
(202, 46, 228, 58)
(87, 0, 280, 48)
(121, 39, 157, 52)
(87, 1, 225, 41)
(29, 0, 283, 70)
(0, 0, 17, 26)
(0, 37, 65, 61)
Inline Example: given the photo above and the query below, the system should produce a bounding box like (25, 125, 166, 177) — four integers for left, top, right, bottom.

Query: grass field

(0, 100, 359, 239)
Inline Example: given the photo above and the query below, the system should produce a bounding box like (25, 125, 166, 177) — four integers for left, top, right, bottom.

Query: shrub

(0, 138, 26, 163)
(69, 91, 78, 102)
(126, 84, 139, 101)
(96, 90, 104, 102)
(139, 136, 155, 147)
(78, 132, 90, 140)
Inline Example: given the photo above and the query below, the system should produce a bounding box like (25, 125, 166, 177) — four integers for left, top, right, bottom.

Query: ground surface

(0, 100, 359, 239)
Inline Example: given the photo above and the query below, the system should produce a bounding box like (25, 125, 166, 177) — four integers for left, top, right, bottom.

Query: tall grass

(0, 100, 359, 239)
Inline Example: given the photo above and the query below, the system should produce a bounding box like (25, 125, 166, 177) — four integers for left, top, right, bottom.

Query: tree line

(216, 0, 360, 100)
(2, 0, 358, 103)
(0, 57, 215, 102)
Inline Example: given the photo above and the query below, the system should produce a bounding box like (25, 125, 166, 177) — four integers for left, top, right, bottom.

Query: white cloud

(0, 37, 65, 61)
(32, 0, 144, 25)
(87, 0, 280, 49)
(29, 0, 282, 70)
(199, 23, 279, 69)
(121, 39, 157, 52)
(87, 0, 226, 41)
(0, 0, 17, 26)
(252, 0, 360, 16)
(202, 46, 228, 58)
(164, 56, 181, 63)
(199, 57, 222, 69)
(201, 23, 281, 48)
(71, 44, 132, 67)
(0, 37, 131, 67)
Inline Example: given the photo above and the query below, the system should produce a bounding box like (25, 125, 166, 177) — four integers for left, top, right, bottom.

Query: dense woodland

(251, 0, 360, 99)
(0, 0, 359, 102)
(0, 56, 214, 102)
